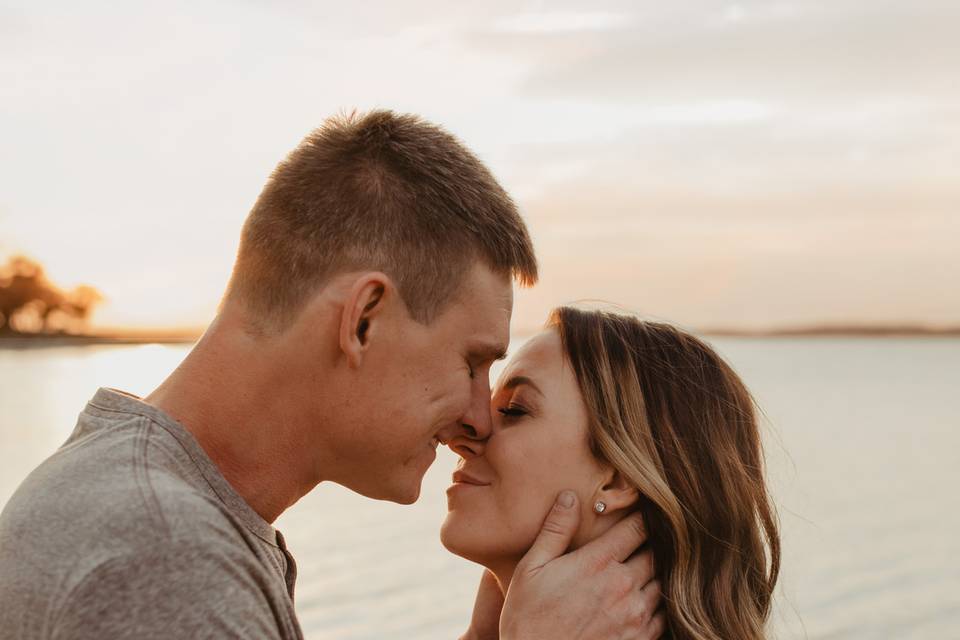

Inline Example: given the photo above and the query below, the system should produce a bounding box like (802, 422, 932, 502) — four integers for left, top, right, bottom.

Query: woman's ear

(338, 272, 391, 368)
(594, 467, 640, 515)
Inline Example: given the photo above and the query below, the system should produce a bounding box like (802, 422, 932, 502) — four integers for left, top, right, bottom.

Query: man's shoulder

(3, 497, 287, 640)
(0, 404, 299, 640)
(1, 410, 243, 555)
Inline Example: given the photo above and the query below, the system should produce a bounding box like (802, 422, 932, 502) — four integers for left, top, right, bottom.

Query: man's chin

(361, 481, 421, 504)
(351, 449, 433, 503)
(387, 446, 436, 504)
(340, 472, 422, 504)
(392, 483, 421, 505)
(384, 470, 425, 505)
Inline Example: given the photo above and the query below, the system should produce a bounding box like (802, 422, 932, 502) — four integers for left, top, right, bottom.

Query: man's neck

(145, 319, 328, 523)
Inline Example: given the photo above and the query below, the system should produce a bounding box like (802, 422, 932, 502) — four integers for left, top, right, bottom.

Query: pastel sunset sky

(2, 1, 957, 333)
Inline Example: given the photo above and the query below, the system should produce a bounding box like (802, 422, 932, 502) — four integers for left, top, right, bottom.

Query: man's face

(336, 262, 513, 504)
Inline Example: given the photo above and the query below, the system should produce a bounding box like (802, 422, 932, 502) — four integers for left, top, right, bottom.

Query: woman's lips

(451, 470, 491, 486)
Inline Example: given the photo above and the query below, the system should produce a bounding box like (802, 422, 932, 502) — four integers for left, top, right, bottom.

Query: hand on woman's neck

(488, 511, 629, 596)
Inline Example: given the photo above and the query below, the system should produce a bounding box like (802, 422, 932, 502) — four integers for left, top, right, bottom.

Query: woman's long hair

(550, 306, 780, 640)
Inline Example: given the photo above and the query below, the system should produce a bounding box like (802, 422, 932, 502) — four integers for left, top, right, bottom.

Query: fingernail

(558, 491, 576, 508)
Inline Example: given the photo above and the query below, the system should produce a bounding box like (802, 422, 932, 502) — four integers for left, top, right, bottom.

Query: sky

(2, 0, 958, 333)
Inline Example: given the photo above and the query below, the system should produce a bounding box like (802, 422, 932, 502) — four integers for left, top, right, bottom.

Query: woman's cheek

(496, 432, 564, 546)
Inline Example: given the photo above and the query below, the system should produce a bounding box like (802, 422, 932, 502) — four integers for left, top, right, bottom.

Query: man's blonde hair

(226, 110, 537, 331)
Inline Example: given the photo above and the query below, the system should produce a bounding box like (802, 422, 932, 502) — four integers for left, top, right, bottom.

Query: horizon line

(3, 321, 960, 346)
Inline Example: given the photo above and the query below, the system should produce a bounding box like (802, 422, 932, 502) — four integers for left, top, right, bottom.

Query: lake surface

(1, 338, 958, 639)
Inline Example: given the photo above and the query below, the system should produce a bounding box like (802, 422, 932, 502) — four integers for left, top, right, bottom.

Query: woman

(442, 306, 781, 640)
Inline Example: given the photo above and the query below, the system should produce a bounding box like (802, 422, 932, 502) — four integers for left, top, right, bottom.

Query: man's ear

(594, 467, 640, 515)
(338, 272, 393, 368)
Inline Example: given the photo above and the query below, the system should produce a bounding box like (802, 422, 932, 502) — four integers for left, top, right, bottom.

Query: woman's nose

(447, 433, 485, 459)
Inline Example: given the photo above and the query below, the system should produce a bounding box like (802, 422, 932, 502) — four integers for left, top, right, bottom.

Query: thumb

(517, 491, 581, 575)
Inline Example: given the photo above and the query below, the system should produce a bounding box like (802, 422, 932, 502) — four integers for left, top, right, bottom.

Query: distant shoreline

(2, 325, 959, 349)
(0, 332, 200, 349)
(700, 325, 960, 338)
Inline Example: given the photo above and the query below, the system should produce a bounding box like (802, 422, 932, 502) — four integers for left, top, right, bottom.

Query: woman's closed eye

(497, 403, 529, 420)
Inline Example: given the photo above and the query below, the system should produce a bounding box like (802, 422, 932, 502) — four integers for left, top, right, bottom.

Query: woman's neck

(488, 560, 520, 597)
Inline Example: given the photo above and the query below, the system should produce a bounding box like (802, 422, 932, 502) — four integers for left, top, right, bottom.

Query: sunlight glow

(3, 1, 958, 333)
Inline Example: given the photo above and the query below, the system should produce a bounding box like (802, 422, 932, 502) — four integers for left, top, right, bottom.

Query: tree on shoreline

(0, 256, 103, 335)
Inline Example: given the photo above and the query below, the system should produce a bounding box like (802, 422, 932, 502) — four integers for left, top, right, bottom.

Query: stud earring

(594, 501, 607, 514)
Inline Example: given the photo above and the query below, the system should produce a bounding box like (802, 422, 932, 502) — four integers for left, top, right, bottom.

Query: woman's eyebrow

(503, 375, 543, 396)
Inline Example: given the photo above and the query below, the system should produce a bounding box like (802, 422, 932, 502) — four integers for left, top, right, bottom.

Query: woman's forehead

(495, 329, 566, 391)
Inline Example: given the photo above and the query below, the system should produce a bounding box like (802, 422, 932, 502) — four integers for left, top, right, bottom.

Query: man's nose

(439, 378, 494, 446)
(448, 432, 485, 459)
(441, 410, 491, 451)
(461, 375, 493, 440)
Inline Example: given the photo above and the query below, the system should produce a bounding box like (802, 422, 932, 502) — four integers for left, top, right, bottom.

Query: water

(1, 338, 958, 639)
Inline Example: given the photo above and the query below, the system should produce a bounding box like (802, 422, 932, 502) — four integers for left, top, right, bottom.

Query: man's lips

(451, 470, 491, 486)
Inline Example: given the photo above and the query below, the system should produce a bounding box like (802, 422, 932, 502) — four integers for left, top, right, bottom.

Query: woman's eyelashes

(497, 403, 529, 420)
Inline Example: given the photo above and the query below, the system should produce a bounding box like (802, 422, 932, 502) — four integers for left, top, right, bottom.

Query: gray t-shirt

(0, 388, 303, 640)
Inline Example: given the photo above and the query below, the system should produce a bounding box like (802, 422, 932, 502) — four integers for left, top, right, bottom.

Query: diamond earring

(594, 501, 607, 514)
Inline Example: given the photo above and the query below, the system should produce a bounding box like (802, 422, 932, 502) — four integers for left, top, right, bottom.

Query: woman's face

(440, 328, 609, 569)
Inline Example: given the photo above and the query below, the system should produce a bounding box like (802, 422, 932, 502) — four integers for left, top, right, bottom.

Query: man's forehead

(434, 262, 513, 356)
(459, 262, 514, 308)
(465, 293, 512, 357)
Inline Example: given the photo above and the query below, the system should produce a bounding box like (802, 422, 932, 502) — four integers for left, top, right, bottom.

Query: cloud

(493, 10, 629, 34)
(503, 117, 960, 329)
(2, 0, 956, 328)
(467, 1, 960, 104)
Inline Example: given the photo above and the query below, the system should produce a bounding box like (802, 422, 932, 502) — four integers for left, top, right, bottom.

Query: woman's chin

(440, 517, 476, 559)
(440, 516, 499, 567)
(440, 515, 532, 575)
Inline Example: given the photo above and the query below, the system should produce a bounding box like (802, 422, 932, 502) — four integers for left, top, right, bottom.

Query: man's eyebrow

(503, 375, 543, 396)
(470, 342, 509, 363)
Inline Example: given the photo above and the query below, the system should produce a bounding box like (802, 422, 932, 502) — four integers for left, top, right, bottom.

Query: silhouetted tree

(0, 256, 103, 335)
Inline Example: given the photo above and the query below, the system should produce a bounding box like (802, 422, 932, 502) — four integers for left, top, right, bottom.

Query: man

(0, 111, 663, 639)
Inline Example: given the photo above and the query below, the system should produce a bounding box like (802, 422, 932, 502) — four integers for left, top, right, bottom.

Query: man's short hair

(226, 110, 538, 332)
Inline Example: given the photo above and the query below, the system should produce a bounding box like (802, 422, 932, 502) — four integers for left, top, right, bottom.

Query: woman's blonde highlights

(550, 306, 780, 640)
